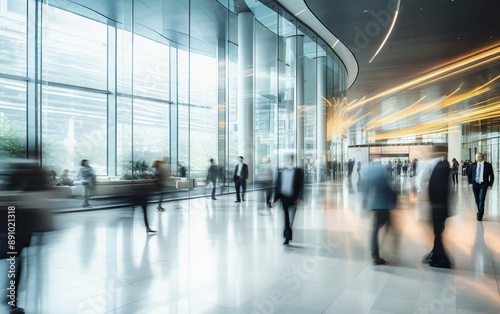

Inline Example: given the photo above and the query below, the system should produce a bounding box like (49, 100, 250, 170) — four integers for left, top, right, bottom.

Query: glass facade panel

(41, 5, 107, 89)
(117, 96, 132, 177)
(0, 0, 26, 77)
(41, 85, 107, 174)
(133, 35, 170, 101)
(227, 41, 239, 184)
(302, 24, 318, 180)
(0, 0, 351, 201)
(189, 52, 217, 182)
(277, 7, 297, 166)
(254, 4, 278, 182)
(0, 78, 26, 158)
(131, 99, 170, 163)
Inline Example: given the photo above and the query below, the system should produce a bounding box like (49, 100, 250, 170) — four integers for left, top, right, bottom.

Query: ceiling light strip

(369, 0, 401, 63)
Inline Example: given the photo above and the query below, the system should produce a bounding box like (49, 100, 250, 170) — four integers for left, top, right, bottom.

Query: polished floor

(7, 174, 500, 313)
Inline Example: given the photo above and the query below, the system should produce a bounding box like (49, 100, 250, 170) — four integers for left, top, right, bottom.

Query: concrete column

(448, 124, 462, 162)
(316, 56, 327, 182)
(287, 35, 304, 166)
(237, 12, 254, 180)
(217, 38, 227, 175)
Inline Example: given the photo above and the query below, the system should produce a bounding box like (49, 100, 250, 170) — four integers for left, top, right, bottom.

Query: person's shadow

(471, 223, 492, 273)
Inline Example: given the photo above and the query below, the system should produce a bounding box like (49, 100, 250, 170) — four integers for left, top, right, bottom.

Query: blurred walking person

(258, 157, 274, 207)
(424, 157, 452, 268)
(207, 158, 219, 200)
(153, 158, 170, 211)
(0, 159, 54, 314)
(451, 158, 459, 184)
(364, 160, 398, 265)
(272, 154, 304, 246)
(76, 159, 96, 207)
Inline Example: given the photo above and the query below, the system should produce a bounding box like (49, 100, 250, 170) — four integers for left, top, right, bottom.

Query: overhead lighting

(369, 0, 401, 63)
(295, 9, 305, 16)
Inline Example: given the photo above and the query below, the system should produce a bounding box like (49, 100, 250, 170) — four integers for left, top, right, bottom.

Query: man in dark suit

(467, 153, 495, 221)
(272, 154, 304, 245)
(233, 156, 249, 203)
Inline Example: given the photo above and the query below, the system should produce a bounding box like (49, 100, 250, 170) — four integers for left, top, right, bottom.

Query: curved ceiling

(304, 0, 500, 140)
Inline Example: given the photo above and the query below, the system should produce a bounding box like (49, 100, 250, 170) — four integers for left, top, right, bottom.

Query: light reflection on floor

(7, 174, 500, 313)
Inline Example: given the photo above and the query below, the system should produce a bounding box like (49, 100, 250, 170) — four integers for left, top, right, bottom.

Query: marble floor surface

(5, 174, 500, 313)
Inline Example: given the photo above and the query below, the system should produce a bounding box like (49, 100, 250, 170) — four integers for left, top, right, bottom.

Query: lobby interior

(1, 0, 500, 313)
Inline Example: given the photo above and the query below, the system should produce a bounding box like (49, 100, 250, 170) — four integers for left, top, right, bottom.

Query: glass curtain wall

(276, 7, 297, 168)
(462, 119, 500, 171)
(0, 0, 27, 159)
(40, 4, 108, 175)
(0, 0, 349, 203)
(301, 23, 318, 183)
(253, 2, 278, 186)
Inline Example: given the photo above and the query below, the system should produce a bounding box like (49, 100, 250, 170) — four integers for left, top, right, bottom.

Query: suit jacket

(233, 163, 249, 181)
(467, 161, 494, 187)
(274, 168, 304, 203)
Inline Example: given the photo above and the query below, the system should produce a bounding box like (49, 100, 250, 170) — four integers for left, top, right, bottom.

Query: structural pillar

(237, 12, 254, 180)
(316, 56, 327, 182)
(217, 38, 227, 180)
(448, 123, 462, 162)
(287, 35, 304, 166)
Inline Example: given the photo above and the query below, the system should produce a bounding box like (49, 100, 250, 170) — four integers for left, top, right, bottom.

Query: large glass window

(40, 4, 108, 174)
(41, 5, 107, 89)
(254, 3, 278, 181)
(132, 99, 170, 163)
(189, 53, 217, 181)
(133, 35, 170, 101)
(41, 86, 107, 174)
(302, 25, 318, 180)
(0, 0, 351, 200)
(277, 8, 297, 165)
(0, 78, 26, 158)
(0, 0, 27, 158)
(0, 0, 26, 77)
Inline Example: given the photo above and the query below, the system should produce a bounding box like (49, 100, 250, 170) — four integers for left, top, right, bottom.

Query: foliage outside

(0, 116, 25, 159)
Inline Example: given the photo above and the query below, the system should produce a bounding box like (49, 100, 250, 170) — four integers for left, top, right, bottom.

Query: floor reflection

(11, 174, 500, 313)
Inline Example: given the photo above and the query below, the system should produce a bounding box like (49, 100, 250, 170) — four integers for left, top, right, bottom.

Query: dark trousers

(371, 210, 391, 259)
(472, 182, 489, 219)
(282, 197, 296, 240)
(451, 173, 458, 183)
(210, 180, 216, 198)
(133, 194, 150, 229)
(234, 177, 246, 201)
(266, 188, 273, 204)
(430, 218, 450, 266)
(263, 180, 273, 204)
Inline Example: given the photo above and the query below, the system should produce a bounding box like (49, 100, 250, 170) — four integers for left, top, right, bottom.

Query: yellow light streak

(349, 44, 500, 111)
(411, 55, 500, 89)
(371, 99, 500, 141)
